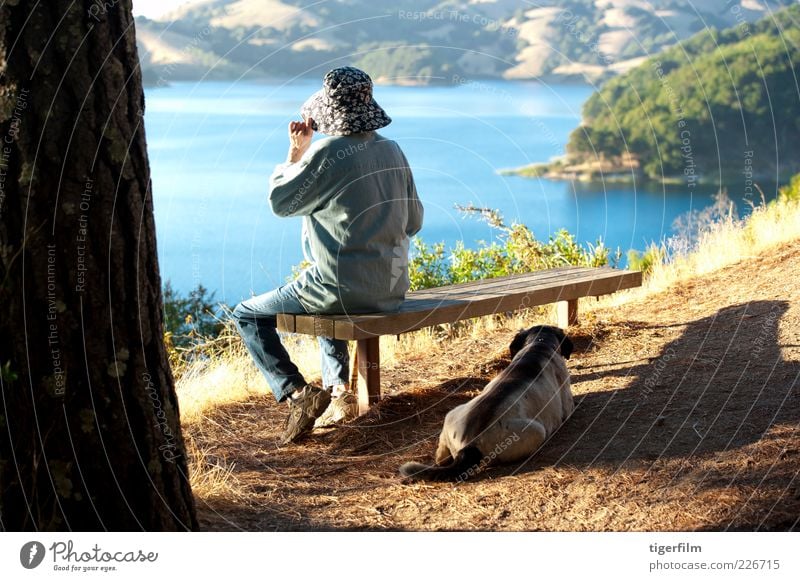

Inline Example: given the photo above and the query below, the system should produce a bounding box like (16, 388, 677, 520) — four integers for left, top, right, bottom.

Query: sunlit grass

(596, 196, 800, 309)
(185, 435, 245, 503)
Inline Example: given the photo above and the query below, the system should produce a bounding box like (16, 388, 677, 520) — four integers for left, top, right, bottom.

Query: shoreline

(141, 72, 598, 90)
(500, 161, 790, 187)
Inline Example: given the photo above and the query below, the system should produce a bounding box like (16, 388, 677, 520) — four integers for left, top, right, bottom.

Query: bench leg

(356, 337, 381, 414)
(557, 299, 579, 328)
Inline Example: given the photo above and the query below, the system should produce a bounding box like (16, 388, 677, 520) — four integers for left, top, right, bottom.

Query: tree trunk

(0, 1, 197, 530)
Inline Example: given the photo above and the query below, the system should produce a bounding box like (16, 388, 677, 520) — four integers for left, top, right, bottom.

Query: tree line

(567, 4, 800, 182)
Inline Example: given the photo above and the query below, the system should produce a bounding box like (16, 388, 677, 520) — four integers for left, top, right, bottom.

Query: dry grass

(185, 437, 245, 502)
(176, 197, 800, 528)
(174, 327, 330, 422)
(174, 327, 331, 503)
(648, 197, 800, 290)
(593, 197, 800, 310)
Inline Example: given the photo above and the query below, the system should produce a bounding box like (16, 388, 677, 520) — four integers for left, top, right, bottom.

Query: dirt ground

(192, 242, 800, 531)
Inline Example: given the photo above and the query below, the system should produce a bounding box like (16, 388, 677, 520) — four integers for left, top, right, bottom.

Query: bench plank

(391, 270, 620, 305)
(275, 267, 621, 333)
(405, 267, 598, 297)
(278, 267, 641, 340)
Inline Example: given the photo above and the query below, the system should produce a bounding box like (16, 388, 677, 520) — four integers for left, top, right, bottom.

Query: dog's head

(509, 325, 573, 360)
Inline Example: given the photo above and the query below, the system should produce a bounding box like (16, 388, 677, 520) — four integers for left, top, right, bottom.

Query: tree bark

(0, 1, 197, 530)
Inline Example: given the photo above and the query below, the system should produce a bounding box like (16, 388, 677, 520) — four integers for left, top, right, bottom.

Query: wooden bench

(277, 266, 642, 414)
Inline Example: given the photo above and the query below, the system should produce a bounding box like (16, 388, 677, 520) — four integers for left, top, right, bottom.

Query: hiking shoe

(281, 385, 331, 445)
(314, 391, 358, 428)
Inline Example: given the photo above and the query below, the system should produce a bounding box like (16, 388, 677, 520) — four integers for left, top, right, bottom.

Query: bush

(627, 244, 666, 276)
(408, 239, 450, 289)
(163, 281, 227, 349)
(778, 174, 800, 203)
(408, 206, 620, 291)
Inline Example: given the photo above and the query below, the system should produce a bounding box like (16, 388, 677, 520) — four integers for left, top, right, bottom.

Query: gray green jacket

(269, 131, 423, 314)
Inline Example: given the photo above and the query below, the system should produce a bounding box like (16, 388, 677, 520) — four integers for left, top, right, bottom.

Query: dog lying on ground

(399, 325, 574, 482)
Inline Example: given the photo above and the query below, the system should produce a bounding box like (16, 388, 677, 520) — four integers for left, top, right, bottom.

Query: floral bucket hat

(300, 66, 392, 135)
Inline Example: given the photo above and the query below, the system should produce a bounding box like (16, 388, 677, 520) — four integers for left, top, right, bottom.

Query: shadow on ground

(380, 300, 798, 529)
(195, 300, 799, 531)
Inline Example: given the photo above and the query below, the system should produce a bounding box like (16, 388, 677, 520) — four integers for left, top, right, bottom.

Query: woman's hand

(287, 118, 314, 163)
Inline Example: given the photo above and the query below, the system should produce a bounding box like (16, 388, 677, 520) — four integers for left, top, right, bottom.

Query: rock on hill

(135, 0, 797, 85)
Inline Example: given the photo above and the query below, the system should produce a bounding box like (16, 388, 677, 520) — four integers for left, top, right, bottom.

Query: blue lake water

(144, 79, 755, 305)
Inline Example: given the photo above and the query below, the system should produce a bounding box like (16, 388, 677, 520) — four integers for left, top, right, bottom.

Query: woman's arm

(269, 119, 335, 217)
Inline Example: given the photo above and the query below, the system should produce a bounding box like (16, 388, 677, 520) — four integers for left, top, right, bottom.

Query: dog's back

(462, 341, 570, 441)
(400, 326, 573, 482)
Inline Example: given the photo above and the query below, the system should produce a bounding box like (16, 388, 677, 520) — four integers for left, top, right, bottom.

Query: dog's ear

(509, 329, 528, 358)
(560, 334, 574, 360)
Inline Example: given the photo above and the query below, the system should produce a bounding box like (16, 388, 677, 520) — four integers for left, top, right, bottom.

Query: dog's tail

(399, 446, 483, 482)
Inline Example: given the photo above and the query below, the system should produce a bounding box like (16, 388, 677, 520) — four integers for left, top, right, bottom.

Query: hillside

(529, 3, 800, 182)
(181, 197, 800, 531)
(135, 0, 796, 85)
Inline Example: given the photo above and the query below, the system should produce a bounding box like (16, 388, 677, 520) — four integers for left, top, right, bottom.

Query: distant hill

(562, 3, 800, 182)
(135, 0, 796, 85)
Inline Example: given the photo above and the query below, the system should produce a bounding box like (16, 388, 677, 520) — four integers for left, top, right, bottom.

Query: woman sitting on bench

(232, 66, 424, 445)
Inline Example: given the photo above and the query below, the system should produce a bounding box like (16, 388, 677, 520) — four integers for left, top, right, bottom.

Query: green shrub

(162, 281, 226, 349)
(778, 174, 800, 203)
(409, 207, 620, 290)
(408, 239, 449, 290)
(627, 244, 666, 276)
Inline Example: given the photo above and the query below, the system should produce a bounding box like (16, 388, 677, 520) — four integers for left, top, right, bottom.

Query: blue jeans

(232, 283, 350, 402)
